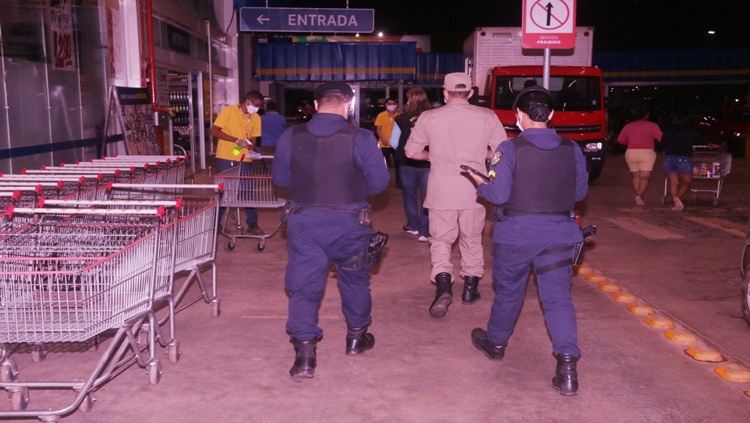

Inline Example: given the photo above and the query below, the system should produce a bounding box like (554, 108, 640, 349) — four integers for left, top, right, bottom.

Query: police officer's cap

(512, 85, 551, 111)
(314, 81, 354, 101)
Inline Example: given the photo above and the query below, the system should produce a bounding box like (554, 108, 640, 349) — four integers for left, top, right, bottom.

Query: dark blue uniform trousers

(285, 209, 373, 341)
(487, 242, 580, 357)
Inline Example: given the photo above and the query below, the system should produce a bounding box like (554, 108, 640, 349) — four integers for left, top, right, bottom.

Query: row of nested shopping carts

(0, 155, 225, 422)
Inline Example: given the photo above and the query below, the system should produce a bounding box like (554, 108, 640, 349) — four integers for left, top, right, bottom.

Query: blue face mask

(516, 114, 523, 130)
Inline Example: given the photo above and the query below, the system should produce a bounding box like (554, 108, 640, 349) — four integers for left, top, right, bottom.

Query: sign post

(239, 7, 375, 33)
(521, 0, 577, 88)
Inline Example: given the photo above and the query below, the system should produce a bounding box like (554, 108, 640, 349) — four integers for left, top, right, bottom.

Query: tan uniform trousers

(428, 207, 486, 281)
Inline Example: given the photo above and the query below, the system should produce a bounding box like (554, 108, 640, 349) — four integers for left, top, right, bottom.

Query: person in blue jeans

(661, 112, 708, 211)
(392, 87, 432, 241)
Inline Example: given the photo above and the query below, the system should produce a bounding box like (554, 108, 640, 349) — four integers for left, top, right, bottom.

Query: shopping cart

(662, 146, 732, 207)
(98, 183, 224, 317)
(0, 205, 179, 421)
(213, 157, 286, 252)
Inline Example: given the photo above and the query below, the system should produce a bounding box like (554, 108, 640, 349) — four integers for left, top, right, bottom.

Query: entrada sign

(239, 7, 375, 33)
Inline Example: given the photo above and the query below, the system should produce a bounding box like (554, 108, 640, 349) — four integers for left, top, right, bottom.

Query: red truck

(464, 27, 606, 181)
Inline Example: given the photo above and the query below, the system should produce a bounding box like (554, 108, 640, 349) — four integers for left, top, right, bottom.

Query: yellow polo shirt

(213, 104, 262, 161)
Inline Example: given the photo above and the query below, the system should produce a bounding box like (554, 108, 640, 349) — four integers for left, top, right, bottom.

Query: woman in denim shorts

(661, 113, 708, 210)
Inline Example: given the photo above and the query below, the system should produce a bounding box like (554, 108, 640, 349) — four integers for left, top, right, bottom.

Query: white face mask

(246, 105, 260, 115)
(516, 114, 523, 130)
(386, 104, 397, 112)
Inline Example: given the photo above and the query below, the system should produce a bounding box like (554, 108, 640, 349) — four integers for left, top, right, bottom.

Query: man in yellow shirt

(210, 90, 265, 235)
(374, 97, 399, 168)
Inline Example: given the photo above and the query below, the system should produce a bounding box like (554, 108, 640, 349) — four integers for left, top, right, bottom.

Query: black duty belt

(503, 209, 571, 218)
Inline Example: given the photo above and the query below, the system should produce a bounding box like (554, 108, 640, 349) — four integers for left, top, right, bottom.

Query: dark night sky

(273, 0, 748, 52)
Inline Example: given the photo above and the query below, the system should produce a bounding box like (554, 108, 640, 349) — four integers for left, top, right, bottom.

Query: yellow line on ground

(241, 315, 340, 319)
(683, 217, 745, 238)
(603, 217, 685, 240)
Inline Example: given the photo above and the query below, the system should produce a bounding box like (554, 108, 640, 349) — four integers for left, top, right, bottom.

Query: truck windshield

(493, 76, 601, 112)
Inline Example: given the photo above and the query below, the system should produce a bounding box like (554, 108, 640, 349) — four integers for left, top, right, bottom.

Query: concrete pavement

(2, 154, 750, 422)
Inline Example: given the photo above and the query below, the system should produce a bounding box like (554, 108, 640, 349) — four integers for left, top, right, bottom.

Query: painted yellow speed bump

(644, 315, 675, 329)
(714, 363, 750, 383)
(575, 264, 595, 276)
(627, 304, 654, 315)
(611, 292, 637, 303)
(597, 282, 620, 293)
(664, 329, 697, 344)
(684, 345, 724, 362)
(585, 272, 608, 283)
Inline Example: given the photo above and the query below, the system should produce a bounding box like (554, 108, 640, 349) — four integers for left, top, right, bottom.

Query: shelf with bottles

(170, 89, 191, 127)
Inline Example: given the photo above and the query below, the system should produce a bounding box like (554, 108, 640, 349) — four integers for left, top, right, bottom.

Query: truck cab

(489, 66, 606, 182)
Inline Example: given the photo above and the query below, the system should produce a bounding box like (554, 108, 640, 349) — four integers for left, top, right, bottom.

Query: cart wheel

(224, 239, 236, 252)
(79, 394, 94, 413)
(210, 299, 222, 317)
(255, 241, 265, 252)
(167, 341, 181, 364)
(10, 388, 29, 411)
(147, 360, 162, 385)
(1, 358, 19, 382)
(31, 344, 47, 363)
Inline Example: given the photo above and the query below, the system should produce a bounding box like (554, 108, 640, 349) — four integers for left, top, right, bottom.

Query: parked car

(696, 106, 750, 157)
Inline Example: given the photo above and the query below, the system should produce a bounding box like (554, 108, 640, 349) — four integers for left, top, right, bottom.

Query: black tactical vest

(290, 124, 366, 207)
(504, 137, 577, 215)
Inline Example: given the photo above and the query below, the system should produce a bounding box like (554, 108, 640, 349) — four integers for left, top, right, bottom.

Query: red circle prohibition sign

(530, 0, 570, 30)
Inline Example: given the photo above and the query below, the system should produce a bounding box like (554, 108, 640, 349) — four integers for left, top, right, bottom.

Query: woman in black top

(393, 88, 432, 240)
(661, 113, 707, 210)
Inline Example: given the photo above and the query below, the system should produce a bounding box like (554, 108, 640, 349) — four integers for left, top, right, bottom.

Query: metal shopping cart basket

(0, 205, 179, 421)
(662, 145, 732, 207)
(213, 156, 286, 252)
(96, 183, 224, 317)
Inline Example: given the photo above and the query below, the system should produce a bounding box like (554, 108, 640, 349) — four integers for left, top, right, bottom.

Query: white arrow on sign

(256, 15, 269, 25)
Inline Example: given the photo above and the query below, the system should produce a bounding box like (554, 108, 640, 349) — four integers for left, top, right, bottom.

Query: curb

(575, 263, 750, 392)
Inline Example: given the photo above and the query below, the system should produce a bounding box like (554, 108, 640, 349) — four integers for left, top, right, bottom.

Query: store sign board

(239, 7, 374, 33)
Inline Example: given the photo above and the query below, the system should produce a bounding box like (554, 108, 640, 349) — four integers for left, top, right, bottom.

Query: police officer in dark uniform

(464, 86, 588, 395)
(272, 81, 390, 379)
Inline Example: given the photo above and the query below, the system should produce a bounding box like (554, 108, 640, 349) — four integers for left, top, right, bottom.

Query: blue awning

(255, 42, 417, 81)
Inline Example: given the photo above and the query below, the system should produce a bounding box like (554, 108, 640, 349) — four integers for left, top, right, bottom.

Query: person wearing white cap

(404, 72, 507, 318)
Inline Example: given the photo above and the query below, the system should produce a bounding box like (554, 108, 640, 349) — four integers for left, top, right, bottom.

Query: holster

(280, 201, 303, 224)
(573, 225, 597, 264)
(489, 206, 507, 223)
(339, 231, 389, 272)
(365, 231, 388, 267)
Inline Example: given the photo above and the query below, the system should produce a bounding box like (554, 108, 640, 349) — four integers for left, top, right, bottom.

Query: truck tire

(587, 163, 603, 183)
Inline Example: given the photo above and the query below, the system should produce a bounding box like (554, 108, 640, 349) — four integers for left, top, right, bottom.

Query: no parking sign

(522, 0, 577, 49)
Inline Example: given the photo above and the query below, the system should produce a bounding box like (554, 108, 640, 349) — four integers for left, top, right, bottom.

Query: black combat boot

(289, 339, 317, 378)
(345, 325, 375, 355)
(552, 353, 579, 396)
(461, 276, 481, 304)
(470, 328, 506, 360)
(429, 272, 453, 318)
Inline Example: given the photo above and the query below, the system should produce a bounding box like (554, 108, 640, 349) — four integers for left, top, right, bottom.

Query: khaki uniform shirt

(405, 98, 507, 209)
